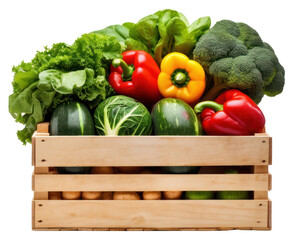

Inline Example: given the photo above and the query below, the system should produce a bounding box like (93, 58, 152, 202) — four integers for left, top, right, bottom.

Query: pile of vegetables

(48, 167, 251, 200)
(9, 9, 285, 145)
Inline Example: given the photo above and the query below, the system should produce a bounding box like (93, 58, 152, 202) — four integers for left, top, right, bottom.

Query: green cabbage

(94, 96, 152, 136)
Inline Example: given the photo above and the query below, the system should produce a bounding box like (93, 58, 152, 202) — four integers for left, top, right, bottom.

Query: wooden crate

(32, 122, 272, 231)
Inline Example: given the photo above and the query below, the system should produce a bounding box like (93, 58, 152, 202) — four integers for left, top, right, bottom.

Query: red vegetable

(194, 89, 265, 135)
(109, 50, 162, 107)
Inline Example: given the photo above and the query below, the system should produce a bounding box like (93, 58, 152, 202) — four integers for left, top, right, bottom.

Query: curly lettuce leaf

(9, 33, 122, 144)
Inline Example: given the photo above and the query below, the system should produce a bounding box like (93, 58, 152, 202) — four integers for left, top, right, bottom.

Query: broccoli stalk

(194, 20, 285, 104)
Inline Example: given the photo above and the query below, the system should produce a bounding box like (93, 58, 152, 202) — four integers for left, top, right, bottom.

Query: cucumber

(50, 101, 95, 174)
(151, 98, 202, 174)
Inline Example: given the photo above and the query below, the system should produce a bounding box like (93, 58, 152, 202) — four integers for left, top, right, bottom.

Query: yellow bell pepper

(157, 52, 205, 105)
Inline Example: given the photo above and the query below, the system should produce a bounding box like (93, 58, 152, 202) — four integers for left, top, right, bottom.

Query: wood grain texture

(33, 200, 269, 229)
(34, 135, 271, 167)
(37, 122, 49, 133)
(33, 174, 270, 192)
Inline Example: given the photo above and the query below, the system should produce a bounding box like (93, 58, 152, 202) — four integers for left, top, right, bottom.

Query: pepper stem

(194, 101, 223, 114)
(171, 69, 190, 88)
(112, 58, 134, 81)
(174, 72, 187, 85)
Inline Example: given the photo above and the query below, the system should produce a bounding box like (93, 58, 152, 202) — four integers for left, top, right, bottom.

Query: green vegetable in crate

(185, 191, 215, 199)
(216, 191, 249, 200)
(94, 95, 152, 135)
(194, 20, 285, 103)
(216, 169, 249, 199)
(50, 101, 95, 174)
(9, 33, 121, 144)
(151, 98, 202, 174)
(95, 9, 211, 65)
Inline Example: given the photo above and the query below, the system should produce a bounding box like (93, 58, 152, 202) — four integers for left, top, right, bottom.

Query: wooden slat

(37, 122, 49, 133)
(33, 167, 49, 200)
(34, 135, 271, 167)
(33, 174, 270, 192)
(254, 166, 269, 199)
(33, 200, 269, 229)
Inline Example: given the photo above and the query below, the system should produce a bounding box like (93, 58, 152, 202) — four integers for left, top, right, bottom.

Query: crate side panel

(34, 200, 269, 229)
(35, 136, 270, 167)
(33, 174, 270, 191)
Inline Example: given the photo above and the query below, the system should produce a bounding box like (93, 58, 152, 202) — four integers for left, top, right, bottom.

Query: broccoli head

(193, 20, 285, 103)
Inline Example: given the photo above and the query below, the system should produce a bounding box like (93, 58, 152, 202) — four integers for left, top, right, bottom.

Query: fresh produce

(10, 9, 285, 145)
(194, 20, 285, 103)
(95, 9, 211, 65)
(50, 101, 95, 135)
(163, 191, 182, 200)
(82, 192, 102, 200)
(50, 101, 94, 174)
(185, 191, 214, 199)
(195, 89, 265, 135)
(152, 98, 202, 135)
(216, 191, 249, 200)
(113, 192, 141, 200)
(109, 50, 162, 107)
(94, 95, 152, 136)
(143, 191, 162, 200)
(62, 191, 82, 200)
(157, 52, 206, 105)
(9, 33, 122, 144)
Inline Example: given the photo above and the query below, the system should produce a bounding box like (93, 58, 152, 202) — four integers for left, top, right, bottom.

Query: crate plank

(33, 200, 269, 229)
(33, 174, 270, 192)
(34, 135, 271, 167)
(254, 166, 269, 199)
(37, 122, 49, 133)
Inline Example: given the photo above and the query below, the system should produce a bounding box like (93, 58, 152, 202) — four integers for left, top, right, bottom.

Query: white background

(1, 0, 293, 239)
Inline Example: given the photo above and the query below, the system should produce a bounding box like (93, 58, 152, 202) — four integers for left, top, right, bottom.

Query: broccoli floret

(194, 20, 285, 103)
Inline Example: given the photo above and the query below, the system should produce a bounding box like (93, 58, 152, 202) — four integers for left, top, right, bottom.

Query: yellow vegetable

(158, 52, 205, 104)
(143, 191, 161, 200)
(62, 191, 81, 200)
(163, 191, 182, 200)
(113, 192, 141, 200)
(82, 192, 102, 200)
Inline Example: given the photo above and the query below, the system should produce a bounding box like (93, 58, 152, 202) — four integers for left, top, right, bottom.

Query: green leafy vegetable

(95, 9, 211, 66)
(9, 33, 122, 144)
(94, 95, 152, 136)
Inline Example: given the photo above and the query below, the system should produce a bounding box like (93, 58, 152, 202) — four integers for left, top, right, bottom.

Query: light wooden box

(32, 122, 272, 231)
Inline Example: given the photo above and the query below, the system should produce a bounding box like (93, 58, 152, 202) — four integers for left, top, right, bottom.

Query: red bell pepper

(109, 50, 162, 107)
(194, 89, 265, 135)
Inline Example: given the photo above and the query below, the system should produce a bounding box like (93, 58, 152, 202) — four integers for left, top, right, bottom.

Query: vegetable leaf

(9, 33, 122, 144)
